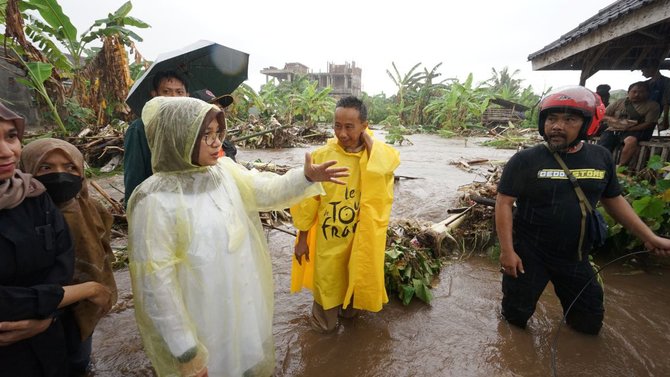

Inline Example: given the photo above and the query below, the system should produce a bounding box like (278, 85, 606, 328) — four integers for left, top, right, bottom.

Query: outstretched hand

(303, 153, 349, 185)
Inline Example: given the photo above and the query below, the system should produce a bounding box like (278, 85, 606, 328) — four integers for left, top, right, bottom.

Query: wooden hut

(482, 98, 529, 126)
(528, 0, 670, 171)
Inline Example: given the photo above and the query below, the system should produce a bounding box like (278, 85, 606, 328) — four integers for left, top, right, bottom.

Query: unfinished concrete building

(261, 61, 362, 97)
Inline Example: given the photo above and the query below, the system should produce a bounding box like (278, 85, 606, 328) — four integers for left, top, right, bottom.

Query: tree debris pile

(22, 123, 126, 170)
(66, 124, 126, 170)
(451, 166, 502, 251)
(384, 219, 455, 306)
(481, 123, 541, 149)
(230, 116, 331, 149)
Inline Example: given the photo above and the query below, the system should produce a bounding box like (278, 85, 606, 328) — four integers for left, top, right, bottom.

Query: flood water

(91, 132, 670, 377)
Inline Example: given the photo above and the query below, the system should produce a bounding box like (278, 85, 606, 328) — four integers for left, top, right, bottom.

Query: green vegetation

(597, 156, 670, 256)
(385, 244, 441, 305)
(2, 0, 148, 132)
(363, 63, 546, 144)
(384, 221, 445, 305)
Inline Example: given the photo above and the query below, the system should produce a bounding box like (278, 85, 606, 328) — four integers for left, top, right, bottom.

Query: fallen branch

(90, 180, 124, 214)
(263, 224, 297, 237)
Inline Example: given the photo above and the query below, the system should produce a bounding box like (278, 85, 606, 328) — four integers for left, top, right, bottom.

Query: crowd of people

(1, 62, 669, 376)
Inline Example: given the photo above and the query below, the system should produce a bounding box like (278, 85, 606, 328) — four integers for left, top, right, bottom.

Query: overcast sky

(58, 0, 654, 96)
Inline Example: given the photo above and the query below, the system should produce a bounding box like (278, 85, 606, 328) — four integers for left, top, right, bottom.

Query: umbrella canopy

(126, 40, 249, 116)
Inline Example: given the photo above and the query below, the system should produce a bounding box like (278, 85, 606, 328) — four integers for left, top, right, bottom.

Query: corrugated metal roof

(528, 0, 656, 60)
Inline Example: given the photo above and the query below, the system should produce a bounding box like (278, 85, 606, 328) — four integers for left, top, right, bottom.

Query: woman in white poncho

(127, 97, 347, 377)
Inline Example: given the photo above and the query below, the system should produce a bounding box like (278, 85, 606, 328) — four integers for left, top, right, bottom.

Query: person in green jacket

(123, 71, 189, 207)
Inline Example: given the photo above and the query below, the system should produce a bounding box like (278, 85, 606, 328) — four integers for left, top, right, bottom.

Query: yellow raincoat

(127, 97, 324, 377)
(290, 135, 399, 312)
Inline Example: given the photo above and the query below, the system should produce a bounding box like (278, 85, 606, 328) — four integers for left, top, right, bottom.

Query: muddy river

(91, 133, 670, 377)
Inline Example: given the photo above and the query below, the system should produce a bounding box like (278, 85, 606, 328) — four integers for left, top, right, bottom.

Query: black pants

(501, 242, 604, 335)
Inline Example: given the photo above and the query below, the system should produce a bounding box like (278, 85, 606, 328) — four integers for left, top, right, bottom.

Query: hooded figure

(20, 138, 118, 347)
(127, 97, 326, 377)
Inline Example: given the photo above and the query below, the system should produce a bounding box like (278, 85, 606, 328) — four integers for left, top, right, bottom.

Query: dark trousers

(501, 242, 604, 335)
(63, 311, 92, 376)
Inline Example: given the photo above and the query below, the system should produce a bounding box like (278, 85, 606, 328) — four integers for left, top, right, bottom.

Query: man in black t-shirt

(496, 86, 670, 335)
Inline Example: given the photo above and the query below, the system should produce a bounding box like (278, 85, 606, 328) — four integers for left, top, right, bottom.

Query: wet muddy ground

(91, 133, 670, 376)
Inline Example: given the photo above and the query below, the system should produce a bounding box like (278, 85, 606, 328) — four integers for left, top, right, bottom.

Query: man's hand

(644, 235, 670, 257)
(606, 119, 635, 131)
(0, 318, 52, 346)
(499, 250, 525, 278)
(294, 235, 310, 265)
(303, 153, 349, 185)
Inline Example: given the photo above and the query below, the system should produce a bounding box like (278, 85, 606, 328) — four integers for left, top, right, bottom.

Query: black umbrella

(126, 40, 249, 116)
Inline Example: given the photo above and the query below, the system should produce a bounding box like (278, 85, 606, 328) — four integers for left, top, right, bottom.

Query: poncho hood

(142, 97, 219, 173)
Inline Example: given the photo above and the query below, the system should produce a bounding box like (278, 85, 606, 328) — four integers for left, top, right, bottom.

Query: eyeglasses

(201, 129, 225, 147)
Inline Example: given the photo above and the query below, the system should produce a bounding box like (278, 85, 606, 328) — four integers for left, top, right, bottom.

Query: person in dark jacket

(123, 70, 190, 207)
(0, 103, 112, 377)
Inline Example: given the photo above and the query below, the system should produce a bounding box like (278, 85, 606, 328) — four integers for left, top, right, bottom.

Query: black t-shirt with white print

(497, 143, 621, 259)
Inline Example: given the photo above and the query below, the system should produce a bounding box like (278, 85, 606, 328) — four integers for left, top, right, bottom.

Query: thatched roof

(528, 0, 670, 84)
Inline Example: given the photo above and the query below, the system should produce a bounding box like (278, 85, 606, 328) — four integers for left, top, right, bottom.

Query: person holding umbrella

(124, 41, 250, 207)
(123, 70, 190, 207)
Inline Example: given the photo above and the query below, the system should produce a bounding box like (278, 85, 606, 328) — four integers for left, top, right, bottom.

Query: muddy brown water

(90, 133, 670, 376)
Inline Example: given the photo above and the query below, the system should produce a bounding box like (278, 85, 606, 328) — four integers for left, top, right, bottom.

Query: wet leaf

(413, 279, 433, 304)
(632, 197, 665, 219)
(401, 285, 415, 306)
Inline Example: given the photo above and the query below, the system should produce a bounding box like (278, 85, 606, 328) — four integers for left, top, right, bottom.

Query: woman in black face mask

(20, 138, 117, 376)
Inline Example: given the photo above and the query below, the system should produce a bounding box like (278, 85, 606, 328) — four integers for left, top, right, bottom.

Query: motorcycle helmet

(538, 86, 601, 145)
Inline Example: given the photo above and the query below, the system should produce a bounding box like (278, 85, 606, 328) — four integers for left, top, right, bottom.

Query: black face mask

(35, 172, 83, 204)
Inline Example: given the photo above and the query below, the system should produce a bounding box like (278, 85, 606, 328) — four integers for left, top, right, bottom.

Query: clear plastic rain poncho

(127, 97, 324, 377)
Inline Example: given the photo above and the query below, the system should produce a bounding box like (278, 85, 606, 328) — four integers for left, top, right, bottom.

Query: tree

(1, 0, 149, 131)
(290, 81, 335, 127)
(386, 62, 423, 125)
(484, 66, 522, 95)
(424, 73, 490, 132)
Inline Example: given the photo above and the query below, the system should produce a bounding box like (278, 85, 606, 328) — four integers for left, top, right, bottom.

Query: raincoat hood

(142, 96, 219, 173)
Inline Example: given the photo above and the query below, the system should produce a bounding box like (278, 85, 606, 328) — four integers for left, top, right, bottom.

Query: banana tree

(386, 62, 423, 125)
(1, 0, 148, 129)
(424, 73, 490, 132)
(12, 50, 66, 132)
(290, 81, 335, 127)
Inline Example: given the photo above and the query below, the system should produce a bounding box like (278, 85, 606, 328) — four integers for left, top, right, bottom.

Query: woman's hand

(178, 349, 208, 377)
(303, 153, 349, 185)
(0, 318, 52, 346)
(86, 282, 113, 314)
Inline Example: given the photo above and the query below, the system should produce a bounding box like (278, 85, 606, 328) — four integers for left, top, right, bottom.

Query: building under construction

(261, 61, 362, 97)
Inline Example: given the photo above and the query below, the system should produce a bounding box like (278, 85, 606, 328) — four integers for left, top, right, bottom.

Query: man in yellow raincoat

(291, 96, 400, 333)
